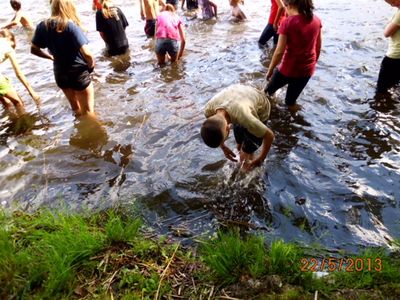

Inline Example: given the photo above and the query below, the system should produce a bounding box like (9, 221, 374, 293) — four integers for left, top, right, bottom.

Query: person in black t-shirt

(96, 0, 129, 56)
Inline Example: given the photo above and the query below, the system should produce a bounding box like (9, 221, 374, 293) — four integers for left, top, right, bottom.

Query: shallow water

(0, 0, 399, 251)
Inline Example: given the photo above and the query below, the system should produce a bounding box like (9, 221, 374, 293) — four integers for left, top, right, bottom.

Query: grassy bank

(1, 209, 399, 299)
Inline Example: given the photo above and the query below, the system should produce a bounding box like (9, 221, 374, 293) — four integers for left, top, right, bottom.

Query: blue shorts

(155, 38, 179, 57)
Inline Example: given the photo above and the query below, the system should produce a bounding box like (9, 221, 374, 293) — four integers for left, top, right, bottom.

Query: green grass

(1, 209, 399, 299)
(200, 230, 267, 284)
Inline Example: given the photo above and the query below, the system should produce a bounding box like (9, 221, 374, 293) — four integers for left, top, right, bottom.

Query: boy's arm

(266, 34, 286, 80)
(248, 127, 274, 169)
(384, 20, 400, 38)
(220, 143, 237, 162)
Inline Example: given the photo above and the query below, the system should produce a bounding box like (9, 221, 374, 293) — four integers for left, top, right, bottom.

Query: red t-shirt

(268, 0, 284, 25)
(278, 14, 322, 78)
(93, 0, 102, 10)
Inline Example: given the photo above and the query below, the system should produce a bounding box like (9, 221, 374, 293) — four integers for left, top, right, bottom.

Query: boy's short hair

(10, 0, 21, 11)
(201, 117, 225, 148)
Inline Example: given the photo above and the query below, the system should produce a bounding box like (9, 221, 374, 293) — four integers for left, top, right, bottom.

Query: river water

(0, 0, 399, 252)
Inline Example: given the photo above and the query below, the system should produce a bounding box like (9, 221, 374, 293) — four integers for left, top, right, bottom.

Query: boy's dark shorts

(233, 124, 265, 154)
(144, 19, 156, 37)
(54, 68, 92, 91)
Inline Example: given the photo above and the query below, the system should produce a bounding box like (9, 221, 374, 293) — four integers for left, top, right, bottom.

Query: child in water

(2, 0, 34, 30)
(376, 0, 400, 94)
(0, 29, 39, 116)
(265, 0, 322, 112)
(230, 0, 247, 21)
(259, 0, 285, 47)
(199, 0, 217, 20)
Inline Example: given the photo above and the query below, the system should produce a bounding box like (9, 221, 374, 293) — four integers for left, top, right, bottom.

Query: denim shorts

(155, 38, 179, 57)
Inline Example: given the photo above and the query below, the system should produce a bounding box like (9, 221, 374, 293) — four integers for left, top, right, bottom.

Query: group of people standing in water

(0, 0, 399, 172)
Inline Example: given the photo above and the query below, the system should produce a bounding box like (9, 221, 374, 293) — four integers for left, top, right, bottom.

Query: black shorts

(54, 67, 92, 91)
(144, 19, 156, 38)
(233, 124, 265, 154)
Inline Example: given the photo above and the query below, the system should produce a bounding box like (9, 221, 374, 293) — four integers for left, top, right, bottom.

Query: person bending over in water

(376, 0, 400, 94)
(201, 84, 274, 171)
(0, 29, 39, 116)
(96, 0, 129, 56)
(31, 0, 95, 117)
(230, 0, 247, 21)
(140, 0, 166, 38)
(2, 0, 34, 30)
(155, 4, 186, 65)
(265, 0, 321, 113)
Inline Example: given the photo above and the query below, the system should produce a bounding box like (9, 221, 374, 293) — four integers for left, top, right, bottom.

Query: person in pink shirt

(265, 0, 322, 112)
(155, 4, 186, 65)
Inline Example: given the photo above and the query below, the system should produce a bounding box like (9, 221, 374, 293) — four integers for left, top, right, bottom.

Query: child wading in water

(265, 0, 322, 113)
(155, 4, 186, 65)
(2, 0, 34, 30)
(230, 0, 247, 21)
(0, 30, 39, 116)
(376, 0, 400, 94)
(258, 0, 285, 47)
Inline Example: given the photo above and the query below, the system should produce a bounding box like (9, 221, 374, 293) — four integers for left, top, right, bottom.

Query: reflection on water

(0, 0, 399, 251)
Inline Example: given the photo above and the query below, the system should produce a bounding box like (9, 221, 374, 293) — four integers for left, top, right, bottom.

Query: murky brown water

(0, 0, 399, 251)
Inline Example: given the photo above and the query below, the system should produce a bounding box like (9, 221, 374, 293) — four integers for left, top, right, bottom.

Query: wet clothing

(144, 19, 156, 37)
(96, 7, 129, 56)
(156, 11, 182, 41)
(265, 69, 310, 106)
(377, 9, 400, 93)
(32, 20, 92, 90)
(278, 14, 322, 78)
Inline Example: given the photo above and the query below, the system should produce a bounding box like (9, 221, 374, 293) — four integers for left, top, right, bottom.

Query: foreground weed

(201, 230, 266, 284)
(105, 211, 141, 245)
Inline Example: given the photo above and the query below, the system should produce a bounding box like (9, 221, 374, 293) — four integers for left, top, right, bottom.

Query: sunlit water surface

(0, 0, 399, 251)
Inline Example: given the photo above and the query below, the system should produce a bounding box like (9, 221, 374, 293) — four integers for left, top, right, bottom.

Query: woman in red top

(265, 0, 322, 112)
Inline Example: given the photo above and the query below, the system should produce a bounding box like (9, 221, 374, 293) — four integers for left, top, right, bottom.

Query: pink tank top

(156, 11, 182, 41)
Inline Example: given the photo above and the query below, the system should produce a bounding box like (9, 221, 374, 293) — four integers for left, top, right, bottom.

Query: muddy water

(0, 0, 399, 251)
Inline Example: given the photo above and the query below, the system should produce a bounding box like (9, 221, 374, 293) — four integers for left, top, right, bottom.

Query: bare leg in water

(0, 88, 25, 116)
(61, 83, 95, 117)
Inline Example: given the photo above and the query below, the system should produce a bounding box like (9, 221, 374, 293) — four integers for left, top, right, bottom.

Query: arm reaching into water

(220, 143, 237, 162)
(266, 34, 286, 80)
(242, 127, 274, 171)
(177, 23, 186, 60)
(6, 50, 39, 104)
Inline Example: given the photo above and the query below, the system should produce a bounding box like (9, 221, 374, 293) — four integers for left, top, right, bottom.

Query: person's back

(279, 14, 321, 78)
(156, 10, 181, 40)
(96, 1, 129, 56)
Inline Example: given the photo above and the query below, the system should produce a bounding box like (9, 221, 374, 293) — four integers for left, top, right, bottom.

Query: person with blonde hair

(155, 4, 186, 65)
(0, 29, 39, 116)
(96, 0, 129, 56)
(31, 0, 95, 117)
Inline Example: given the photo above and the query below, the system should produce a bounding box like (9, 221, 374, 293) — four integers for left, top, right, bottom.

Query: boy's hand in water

(221, 144, 237, 162)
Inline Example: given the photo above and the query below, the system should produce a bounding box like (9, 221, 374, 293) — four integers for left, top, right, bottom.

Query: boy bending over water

(201, 84, 274, 171)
